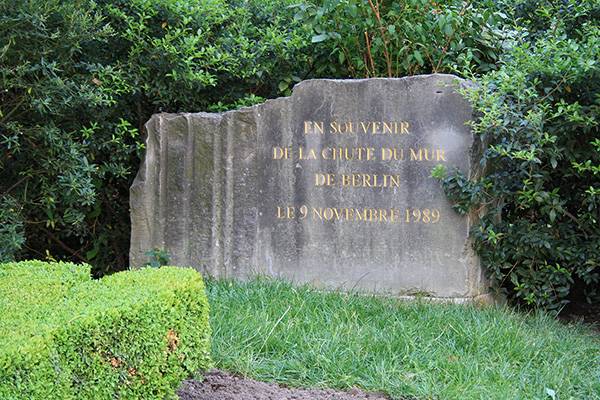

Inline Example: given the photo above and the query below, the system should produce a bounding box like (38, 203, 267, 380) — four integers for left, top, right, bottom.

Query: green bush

(0, 195, 25, 262)
(433, 0, 600, 311)
(0, 0, 509, 274)
(0, 0, 311, 274)
(0, 261, 211, 399)
(293, 0, 506, 79)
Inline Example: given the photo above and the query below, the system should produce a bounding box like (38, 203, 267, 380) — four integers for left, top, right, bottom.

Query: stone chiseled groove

(223, 112, 236, 278)
(182, 114, 193, 264)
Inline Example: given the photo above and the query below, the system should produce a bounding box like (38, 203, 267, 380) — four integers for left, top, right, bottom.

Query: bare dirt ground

(178, 370, 390, 400)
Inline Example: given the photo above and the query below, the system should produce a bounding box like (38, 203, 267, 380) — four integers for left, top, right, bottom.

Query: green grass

(206, 278, 600, 400)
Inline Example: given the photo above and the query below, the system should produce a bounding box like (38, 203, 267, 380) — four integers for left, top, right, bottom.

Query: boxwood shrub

(0, 261, 211, 399)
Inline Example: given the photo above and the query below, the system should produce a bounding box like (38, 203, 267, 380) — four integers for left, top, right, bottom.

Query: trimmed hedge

(0, 261, 211, 399)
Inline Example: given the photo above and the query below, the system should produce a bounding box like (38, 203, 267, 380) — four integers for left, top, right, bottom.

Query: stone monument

(130, 74, 488, 301)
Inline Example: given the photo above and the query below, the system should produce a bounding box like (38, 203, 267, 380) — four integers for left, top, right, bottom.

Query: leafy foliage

(0, 195, 24, 262)
(0, 0, 312, 274)
(144, 247, 171, 268)
(0, 0, 511, 275)
(1, 0, 139, 272)
(0, 261, 211, 399)
(293, 0, 507, 78)
(434, 0, 600, 311)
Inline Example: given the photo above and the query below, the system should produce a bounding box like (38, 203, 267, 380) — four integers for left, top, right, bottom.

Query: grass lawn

(206, 278, 599, 400)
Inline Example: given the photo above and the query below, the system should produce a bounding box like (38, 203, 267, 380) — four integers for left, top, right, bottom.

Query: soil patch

(559, 300, 600, 333)
(178, 370, 389, 400)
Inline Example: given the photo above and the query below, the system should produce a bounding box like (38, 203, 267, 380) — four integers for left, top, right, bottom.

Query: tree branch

(41, 227, 87, 263)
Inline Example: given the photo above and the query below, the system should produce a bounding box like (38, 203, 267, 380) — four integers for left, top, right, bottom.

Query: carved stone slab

(130, 74, 488, 300)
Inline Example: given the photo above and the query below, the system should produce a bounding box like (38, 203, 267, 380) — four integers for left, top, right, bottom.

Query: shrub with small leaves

(0, 261, 211, 399)
(434, 0, 600, 311)
(0, 195, 24, 262)
(144, 248, 171, 268)
(293, 0, 507, 79)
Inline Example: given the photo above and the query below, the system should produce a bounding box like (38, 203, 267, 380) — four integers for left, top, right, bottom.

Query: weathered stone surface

(130, 74, 488, 299)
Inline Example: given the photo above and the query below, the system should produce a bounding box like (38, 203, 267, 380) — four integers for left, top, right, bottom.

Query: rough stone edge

(395, 293, 499, 305)
(129, 112, 224, 268)
(218, 74, 467, 117)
